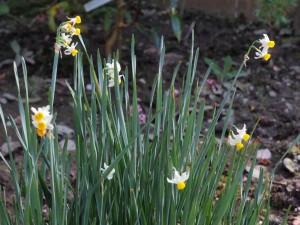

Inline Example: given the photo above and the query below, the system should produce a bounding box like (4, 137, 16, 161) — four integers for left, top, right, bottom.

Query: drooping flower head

(254, 47, 271, 61)
(254, 34, 275, 61)
(101, 163, 115, 180)
(31, 105, 53, 137)
(259, 34, 275, 49)
(64, 42, 78, 56)
(167, 168, 189, 190)
(69, 26, 81, 36)
(228, 124, 250, 150)
(67, 15, 81, 25)
(244, 34, 275, 64)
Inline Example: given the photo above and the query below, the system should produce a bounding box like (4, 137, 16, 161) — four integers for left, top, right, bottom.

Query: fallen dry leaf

(283, 158, 296, 173)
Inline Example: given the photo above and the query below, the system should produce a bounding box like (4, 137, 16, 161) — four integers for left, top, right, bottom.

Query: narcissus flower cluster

(104, 60, 125, 87)
(56, 16, 81, 57)
(31, 105, 53, 137)
(228, 124, 250, 150)
(167, 167, 189, 190)
(254, 34, 275, 61)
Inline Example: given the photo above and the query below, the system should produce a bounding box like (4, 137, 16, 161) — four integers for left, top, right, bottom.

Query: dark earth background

(0, 1, 300, 224)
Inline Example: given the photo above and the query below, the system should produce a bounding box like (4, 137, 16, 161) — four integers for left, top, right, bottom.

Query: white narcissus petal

(259, 34, 270, 47)
(181, 172, 189, 182)
(173, 170, 182, 182)
(31, 107, 38, 114)
(167, 168, 189, 184)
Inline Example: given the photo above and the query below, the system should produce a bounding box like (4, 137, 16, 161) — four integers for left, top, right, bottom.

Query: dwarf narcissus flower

(100, 163, 115, 180)
(67, 15, 81, 25)
(108, 75, 125, 87)
(31, 105, 54, 137)
(167, 168, 189, 190)
(254, 47, 271, 61)
(259, 34, 275, 50)
(64, 42, 78, 56)
(228, 124, 250, 150)
(254, 34, 274, 61)
(70, 26, 80, 36)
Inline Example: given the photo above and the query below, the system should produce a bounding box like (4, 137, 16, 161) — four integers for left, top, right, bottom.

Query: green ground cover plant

(0, 15, 299, 225)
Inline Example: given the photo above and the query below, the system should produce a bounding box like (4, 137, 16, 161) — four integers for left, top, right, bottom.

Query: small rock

(2, 93, 17, 101)
(257, 149, 272, 159)
(286, 184, 294, 192)
(0, 97, 7, 104)
(245, 161, 268, 179)
(139, 78, 147, 84)
(1, 140, 21, 156)
(268, 90, 277, 97)
(56, 124, 74, 136)
(59, 139, 76, 151)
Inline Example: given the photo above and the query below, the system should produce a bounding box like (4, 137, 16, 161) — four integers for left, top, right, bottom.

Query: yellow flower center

(34, 112, 44, 122)
(65, 23, 71, 31)
(75, 28, 80, 36)
(118, 78, 122, 85)
(243, 133, 250, 141)
(75, 16, 81, 24)
(72, 49, 78, 56)
(37, 121, 47, 130)
(236, 142, 244, 150)
(37, 129, 46, 137)
(177, 182, 186, 190)
(268, 41, 275, 48)
(263, 54, 271, 61)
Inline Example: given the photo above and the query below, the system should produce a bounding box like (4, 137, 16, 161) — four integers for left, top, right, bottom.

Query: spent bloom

(228, 124, 250, 150)
(167, 168, 189, 190)
(31, 105, 53, 137)
(101, 163, 115, 180)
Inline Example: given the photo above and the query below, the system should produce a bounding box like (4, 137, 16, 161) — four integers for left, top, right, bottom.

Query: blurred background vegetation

(0, 0, 298, 56)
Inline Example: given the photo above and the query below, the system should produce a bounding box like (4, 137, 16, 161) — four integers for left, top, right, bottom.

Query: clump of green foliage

(256, 0, 298, 28)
